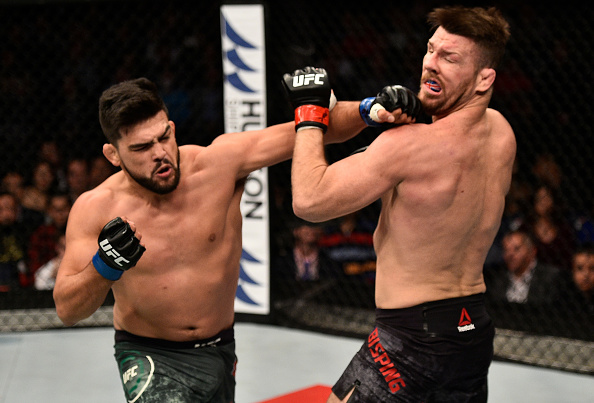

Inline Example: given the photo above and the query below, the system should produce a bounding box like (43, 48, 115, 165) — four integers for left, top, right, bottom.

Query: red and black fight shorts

(332, 293, 494, 402)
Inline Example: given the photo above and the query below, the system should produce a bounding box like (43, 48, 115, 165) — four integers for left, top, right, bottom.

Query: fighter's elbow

(53, 293, 80, 327)
(292, 198, 326, 223)
(55, 307, 79, 327)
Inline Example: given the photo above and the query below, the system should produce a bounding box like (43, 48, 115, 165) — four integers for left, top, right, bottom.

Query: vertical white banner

(221, 4, 269, 315)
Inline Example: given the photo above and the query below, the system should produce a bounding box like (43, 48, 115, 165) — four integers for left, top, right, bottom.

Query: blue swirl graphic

(223, 19, 256, 49)
(222, 14, 259, 94)
(236, 248, 262, 305)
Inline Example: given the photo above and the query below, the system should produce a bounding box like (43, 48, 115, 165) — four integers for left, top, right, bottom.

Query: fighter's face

(502, 233, 535, 276)
(573, 253, 594, 293)
(0, 195, 17, 226)
(419, 27, 482, 118)
(115, 111, 181, 195)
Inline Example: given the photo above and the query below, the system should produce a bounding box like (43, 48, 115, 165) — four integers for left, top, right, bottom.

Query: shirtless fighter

(52, 76, 412, 402)
(285, 6, 514, 402)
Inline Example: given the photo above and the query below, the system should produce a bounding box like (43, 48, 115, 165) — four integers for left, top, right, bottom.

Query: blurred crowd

(0, 140, 117, 292)
(269, 151, 594, 340)
(1, 2, 593, 339)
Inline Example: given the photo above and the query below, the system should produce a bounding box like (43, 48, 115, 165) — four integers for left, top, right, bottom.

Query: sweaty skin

(53, 102, 366, 341)
(310, 23, 515, 403)
(292, 26, 516, 311)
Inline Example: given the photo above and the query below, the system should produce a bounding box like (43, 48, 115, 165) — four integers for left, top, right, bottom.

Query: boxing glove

(282, 66, 331, 133)
(92, 217, 145, 280)
(360, 85, 422, 127)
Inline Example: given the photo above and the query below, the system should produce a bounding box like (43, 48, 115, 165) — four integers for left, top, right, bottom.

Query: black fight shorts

(332, 293, 494, 402)
(114, 327, 237, 403)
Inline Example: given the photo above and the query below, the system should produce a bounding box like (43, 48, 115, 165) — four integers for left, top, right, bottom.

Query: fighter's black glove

(92, 217, 145, 281)
(359, 85, 422, 127)
(282, 66, 331, 133)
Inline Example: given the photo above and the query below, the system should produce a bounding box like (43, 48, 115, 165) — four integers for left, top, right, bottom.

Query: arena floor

(1, 322, 593, 403)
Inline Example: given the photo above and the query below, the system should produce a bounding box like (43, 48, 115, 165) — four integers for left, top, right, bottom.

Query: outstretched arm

(287, 75, 422, 222)
(210, 98, 366, 180)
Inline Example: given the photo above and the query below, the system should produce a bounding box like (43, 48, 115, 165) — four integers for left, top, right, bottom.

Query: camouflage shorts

(114, 330, 237, 403)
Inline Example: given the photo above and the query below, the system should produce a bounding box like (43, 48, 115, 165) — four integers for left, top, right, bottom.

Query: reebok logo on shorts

(457, 307, 475, 332)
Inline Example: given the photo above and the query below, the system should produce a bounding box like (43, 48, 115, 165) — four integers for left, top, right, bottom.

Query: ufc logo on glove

(292, 73, 325, 87)
(99, 239, 131, 267)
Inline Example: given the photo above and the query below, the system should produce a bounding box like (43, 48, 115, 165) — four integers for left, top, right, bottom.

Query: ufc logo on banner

(292, 73, 325, 87)
(99, 239, 130, 267)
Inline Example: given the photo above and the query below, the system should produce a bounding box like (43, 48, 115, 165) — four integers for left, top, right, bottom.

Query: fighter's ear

(103, 143, 120, 167)
(476, 67, 496, 93)
(169, 120, 176, 141)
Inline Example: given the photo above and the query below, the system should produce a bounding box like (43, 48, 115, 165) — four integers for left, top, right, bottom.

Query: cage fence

(0, 0, 592, 375)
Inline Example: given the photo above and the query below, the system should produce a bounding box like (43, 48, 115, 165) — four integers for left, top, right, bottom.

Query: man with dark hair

(485, 228, 561, 304)
(285, 6, 514, 402)
(53, 76, 414, 401)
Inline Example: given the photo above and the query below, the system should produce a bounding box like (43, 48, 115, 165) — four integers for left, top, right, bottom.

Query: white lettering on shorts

(125, 355, 155, 403)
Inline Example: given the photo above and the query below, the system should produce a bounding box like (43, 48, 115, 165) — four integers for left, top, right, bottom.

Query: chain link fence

(1, 0, 592, 375)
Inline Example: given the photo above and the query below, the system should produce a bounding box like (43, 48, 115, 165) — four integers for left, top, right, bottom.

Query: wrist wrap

(92, 251, 124, 281)
(359, 97, 382, 127)
(295, 105, 329, 133)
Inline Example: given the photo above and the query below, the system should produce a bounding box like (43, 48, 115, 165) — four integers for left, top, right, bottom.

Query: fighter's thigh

(116, 350, 189, 403)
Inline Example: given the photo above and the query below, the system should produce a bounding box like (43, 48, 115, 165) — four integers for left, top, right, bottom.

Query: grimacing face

(110, 111, 181, 195)
(419, 26, 486, 118)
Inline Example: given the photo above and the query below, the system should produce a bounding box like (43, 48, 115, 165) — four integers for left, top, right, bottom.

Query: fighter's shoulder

(486, 108, 515, 146)
(486, 108, 513, 132)
(71, 182, 117, 212)
(65, 183, 118, 236)
(367, 123, 431, 161)
(179, 143, 222, 170)
(377, 122, 431, 144)
(179, 144, 204, 159)
(187, 135, 243, 165)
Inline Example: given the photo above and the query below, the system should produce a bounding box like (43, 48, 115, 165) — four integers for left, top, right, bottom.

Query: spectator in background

(567, 244, 594, 312)
(88, 155, 116, 189)
(531, 153, 563, 191)
(21, 160, 55, 214)
(65, 157, 90, 203)
(1, 171, 25, 203)
(319, 211, 376, 281)
(526, 183, 576, 271)
(288, 220, 324, 282)
(271, 219, 339, 300)
(553, 243, 594, 340)
(34, 232, 65, 290)
(0, 192, 28, 291)
(19, 160, 56, 240)
(484, 228, 561, 305)
(37, 139, 67, 192)
(27, 192, 71, 279)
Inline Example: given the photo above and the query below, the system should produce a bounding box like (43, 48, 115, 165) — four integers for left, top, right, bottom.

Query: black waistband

(115, 326, 235, 349)
(375, 293, 489, 336)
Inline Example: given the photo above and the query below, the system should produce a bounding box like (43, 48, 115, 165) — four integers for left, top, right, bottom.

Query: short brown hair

(427, 6, 511, 69)
(98, 78, 169, 144)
